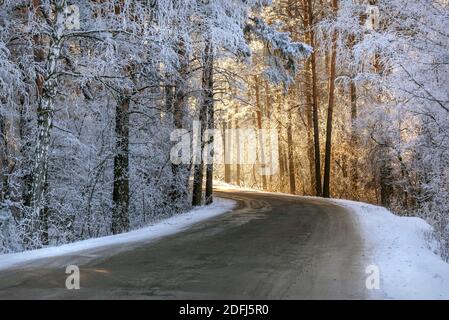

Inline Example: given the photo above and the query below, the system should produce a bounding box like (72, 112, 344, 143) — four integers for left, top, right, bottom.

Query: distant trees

(189, 0, 310, 205)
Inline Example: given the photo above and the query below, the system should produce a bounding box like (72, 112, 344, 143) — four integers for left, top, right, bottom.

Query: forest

(0, 0, 448, 263)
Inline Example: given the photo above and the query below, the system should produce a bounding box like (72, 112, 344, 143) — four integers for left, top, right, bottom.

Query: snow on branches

(246, 17, 312, 85)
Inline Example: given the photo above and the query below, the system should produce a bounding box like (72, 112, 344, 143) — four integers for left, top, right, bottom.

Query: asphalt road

(0, 187, 374, 299)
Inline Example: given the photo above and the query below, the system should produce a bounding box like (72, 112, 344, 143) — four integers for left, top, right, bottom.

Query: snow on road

(0, 198, 236, 271)
(334, 199, 449, 299)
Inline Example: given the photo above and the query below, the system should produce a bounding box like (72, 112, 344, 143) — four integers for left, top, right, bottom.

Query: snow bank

(0, 198, 236, 271)
(334, 199, 449, 299)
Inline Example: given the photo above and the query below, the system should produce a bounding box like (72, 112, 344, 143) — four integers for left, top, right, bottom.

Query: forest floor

(0, 185, 447, 299)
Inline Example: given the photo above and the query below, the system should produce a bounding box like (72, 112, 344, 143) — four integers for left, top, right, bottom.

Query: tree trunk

(303, 60, 316, 195)
(350, 81, 358, 197)
(0, 112, 7, 201)
(29, 0, 65, 244)
(264, 81, 273, 191)
(0, 113, 6, 202)
(40, 181, 49, 245)
(19, 98, 33, 217)
(287, 108, 296, 194)
(306, 0, 322, 197)
(112, 95, 130, 234)
(254, 76, 267, 190)
(323, 0, 338, 198)
(170, 44, 189, 206)
(192, 39, 213, 206)
(276, 95, 285, 191)
(191, 118, 205, 206)
(380, 161, 393, 207)
(165, 79, 174, 114)
(234, 104, 241, 186)
(224, 114, 232, 183)
(204, 36, 214, 205)
(372, 26, 392, 207)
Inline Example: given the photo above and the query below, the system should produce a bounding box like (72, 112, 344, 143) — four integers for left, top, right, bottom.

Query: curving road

(0, 187, 374, 299)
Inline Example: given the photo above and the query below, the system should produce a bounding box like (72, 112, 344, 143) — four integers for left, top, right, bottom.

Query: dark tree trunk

(170, 44, 189, 206)
(373, 39, 392, 207)
(224, 115, 232, 184)
(39, 181, 49, 245)
(204, 37, 214, 205)
(304, 60, 316, 195)
(264, 81, 273, 191)
(112, 95, 130, 234)
(323, 0, 338, 198)
(287, 109, 296, 194)
(278, 144, 285, 191)
(192, 39, 213, 206)
(276, 95, 285, 191)
(350, 81, 358, 197)
(380, 162, 393, 207)
(306, 0, 322, 197)
(191, 117, 205, 206)
(281, 132, 289, 187)
(19, 99, 33, 216)
(165, 80, 174, 113)
(0, 113, 7, 202)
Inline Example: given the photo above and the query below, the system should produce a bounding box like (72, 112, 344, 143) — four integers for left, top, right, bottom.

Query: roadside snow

(0, 197, 236, 271)
(334, 199, 449, 300)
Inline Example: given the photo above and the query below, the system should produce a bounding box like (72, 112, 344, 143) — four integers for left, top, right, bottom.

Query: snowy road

(0, 188, 375, 299)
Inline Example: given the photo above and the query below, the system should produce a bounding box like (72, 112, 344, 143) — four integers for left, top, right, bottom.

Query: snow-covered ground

(0, 197, 236, 271)
(333, 199, 449, 300)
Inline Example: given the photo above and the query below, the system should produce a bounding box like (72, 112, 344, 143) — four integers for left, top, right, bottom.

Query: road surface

(0, 187, 375, 299)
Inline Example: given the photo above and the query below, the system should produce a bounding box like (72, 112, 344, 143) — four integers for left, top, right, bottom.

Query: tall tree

(204, 36, 215, 205)
(111, 93, 130, 234)
(0, 112, 6, 202)
(192, 37, 212, 206)
(304, 60, 316, 195)
(305, 0, 322, 197)
(254, 75, 268, 190)
(28, 0, 66, 245)
(170, 41, 190, 207)
(349, 79, 358, 197)
(286, 99, 296, 194)
(323, 0, 339, 198)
